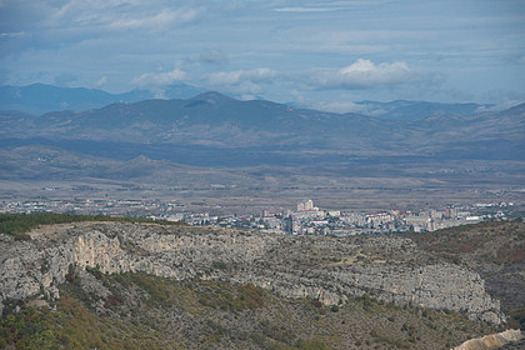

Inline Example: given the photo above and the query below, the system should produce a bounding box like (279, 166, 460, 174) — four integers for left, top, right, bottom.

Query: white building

(297, 199, 317, 211)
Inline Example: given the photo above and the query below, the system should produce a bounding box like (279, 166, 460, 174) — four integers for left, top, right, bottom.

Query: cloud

(3, 0, 523, 105)
(273, 1, 388, 13)
(54, 72, 78, 86)
(239, 94, 258, 101)
(311, 100, 368, 114)
(274, 7, 339, 13)
(41, 2, 201, 34)
(479, 89, 525, 110)
(312, 59, 412, 90)
(199, 49, 228, 65)
(0, 31, 25, 39)
(207, 68, 277, 85)
(289, 90, 370, 114)
(132, 68, 187, 88)
(206, 68, 278, 95)
(110, 8, 199, 30)
(93, 76, 107, 88)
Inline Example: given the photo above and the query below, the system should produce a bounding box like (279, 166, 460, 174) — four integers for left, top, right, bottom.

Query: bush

(85, 265, 102, 279)
(104, 295, 124, 309)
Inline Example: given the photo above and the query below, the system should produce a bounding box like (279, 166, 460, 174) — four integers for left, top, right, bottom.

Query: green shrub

(0, 213, 186, 238)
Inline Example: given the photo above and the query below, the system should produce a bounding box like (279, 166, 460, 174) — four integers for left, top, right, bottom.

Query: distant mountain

(5, 91, 396, 152)
(0, 83, 206, 114)
(0, 93, 523, 201)
(0, 84, 146, 114)
(0, 144, 252, 185)
(0, 83, 503, 124)
(163, 83, 207, 100)
(354, 100, 493, 121)
(0, 92, 523, 169)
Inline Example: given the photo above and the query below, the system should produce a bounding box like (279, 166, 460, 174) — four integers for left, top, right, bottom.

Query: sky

(0, 0, 524, 113)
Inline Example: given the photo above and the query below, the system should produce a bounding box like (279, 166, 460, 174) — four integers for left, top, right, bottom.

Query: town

(0, 197, 513, 236)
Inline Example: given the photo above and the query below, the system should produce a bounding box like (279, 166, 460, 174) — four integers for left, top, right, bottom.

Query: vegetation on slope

(408, 220, 524, 261)
(0, 216, 521, 348)
(408, 219, 525, 330)
(0, 213, 185, 241)
(0, 269, 499, 350)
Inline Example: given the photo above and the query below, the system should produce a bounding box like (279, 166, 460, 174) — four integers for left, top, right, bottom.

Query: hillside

(354, 100, 493, 122)
(0, 273, 500, 350)
(409, 220, 525, 331)
(409, 220, 525, 311)
(2, 219, 524, 349)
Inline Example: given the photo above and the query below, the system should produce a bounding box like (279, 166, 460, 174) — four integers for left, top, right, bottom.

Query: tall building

(297, 199, 315, 211)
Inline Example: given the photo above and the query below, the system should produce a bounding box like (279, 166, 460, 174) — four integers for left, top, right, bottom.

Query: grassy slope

(1, 217, 522, 349)
(1, 272, 498, 350)
(407, 220, 525, 265)
(408, 219, 525, 330)
(0, 213, 185, 240)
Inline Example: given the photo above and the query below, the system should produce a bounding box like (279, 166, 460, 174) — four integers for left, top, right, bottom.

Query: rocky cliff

(453, 329, 524, 350)
(0, 222, 504, 324)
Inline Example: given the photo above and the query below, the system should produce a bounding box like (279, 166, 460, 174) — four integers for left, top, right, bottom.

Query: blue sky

(0, 0, 524, 112)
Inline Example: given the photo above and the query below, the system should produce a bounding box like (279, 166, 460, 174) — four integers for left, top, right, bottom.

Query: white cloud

(289, 90, 369, 114)
(311, 100, 366, 114)
(339, 59, 410, 82)
(313, 59, 412, 89)
(110, 8, 199, 30)
(4, 0, 523, 105)
(43, 1, 201, 32)
(240, 94, 258, 101)
(273, 1, 388, 13)
(207, 68, 277, 86)
(132, 68, 187, 87)
(274, 7, 338, 13)
(206, 68, 278, 95)
(94, 76, 107, 88)
(0, 31, 25, 39)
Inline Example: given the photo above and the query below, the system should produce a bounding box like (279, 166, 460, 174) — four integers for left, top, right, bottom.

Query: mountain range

(1, 83, 495, 120)
(0, 83, 206, 115)
(1, 89, 523, 164)
(0, 85, 523, 209)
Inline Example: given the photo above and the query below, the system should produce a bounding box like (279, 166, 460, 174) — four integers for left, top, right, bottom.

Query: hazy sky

(1, 0, 524, 112)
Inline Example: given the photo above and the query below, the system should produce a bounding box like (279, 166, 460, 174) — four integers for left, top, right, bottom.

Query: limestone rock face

(453, 329, 524, 349)
(0, 222, 504, 324)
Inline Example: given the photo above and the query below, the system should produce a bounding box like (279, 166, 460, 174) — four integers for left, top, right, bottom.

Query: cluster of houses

(1, 198, 511, 236)
(181, 199, 508, 236)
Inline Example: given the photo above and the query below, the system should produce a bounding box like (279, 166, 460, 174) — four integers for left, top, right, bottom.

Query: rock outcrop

(453, 329, 524, 349)
(0, 222, 504, 324)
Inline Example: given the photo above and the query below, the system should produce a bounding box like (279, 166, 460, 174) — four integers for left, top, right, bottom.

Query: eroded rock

(0, 222, 505, 324)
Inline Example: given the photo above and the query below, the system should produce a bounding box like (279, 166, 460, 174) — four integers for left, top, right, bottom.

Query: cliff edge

(0, 222, 504, 324)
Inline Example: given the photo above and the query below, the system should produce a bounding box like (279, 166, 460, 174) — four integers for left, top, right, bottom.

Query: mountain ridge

(0, 83, 206, 115)
(1, 87, 523, 210)
(2, 91, 522, 159)
(2, 83, 519, 119)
